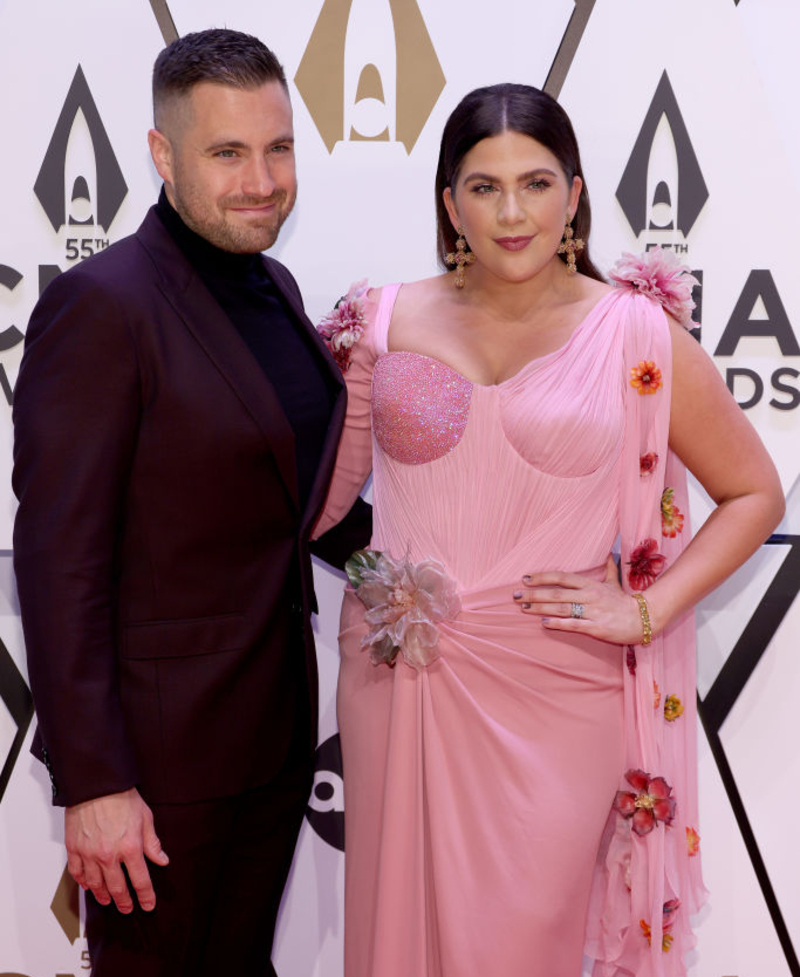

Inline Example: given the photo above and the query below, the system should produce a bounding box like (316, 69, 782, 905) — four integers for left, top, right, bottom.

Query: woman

(314, 84, 784, 977)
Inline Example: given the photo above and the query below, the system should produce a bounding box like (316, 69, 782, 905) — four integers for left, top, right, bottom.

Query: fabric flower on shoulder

(609, 246, 699, 328)
(317, 280, 369, 372)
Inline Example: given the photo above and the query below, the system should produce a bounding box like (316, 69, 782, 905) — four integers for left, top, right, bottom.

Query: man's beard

(173, 186, 296, 254)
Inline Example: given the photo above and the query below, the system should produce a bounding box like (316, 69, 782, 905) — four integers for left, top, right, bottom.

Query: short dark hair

(435, 83, 603, 282)
(153, 28, 287, 126)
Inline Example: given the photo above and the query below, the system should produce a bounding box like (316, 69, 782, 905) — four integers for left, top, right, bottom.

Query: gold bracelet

(632, 593, 652, 646)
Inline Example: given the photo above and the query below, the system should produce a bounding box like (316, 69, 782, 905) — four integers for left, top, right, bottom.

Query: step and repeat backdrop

(0, 0, 798, 975)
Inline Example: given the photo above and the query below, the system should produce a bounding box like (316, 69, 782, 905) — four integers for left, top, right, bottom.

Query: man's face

(150, 80, 297, 253)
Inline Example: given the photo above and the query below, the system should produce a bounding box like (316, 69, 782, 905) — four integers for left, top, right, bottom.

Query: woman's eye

(472, 184, 496, 194)
(527, 179, 550, 191)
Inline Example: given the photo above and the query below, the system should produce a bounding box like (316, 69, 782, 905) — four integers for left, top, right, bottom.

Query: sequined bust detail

(372, 352, 472, 465)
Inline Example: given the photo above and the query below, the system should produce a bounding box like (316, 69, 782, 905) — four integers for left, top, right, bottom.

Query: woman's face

(443, 129, 582, 284)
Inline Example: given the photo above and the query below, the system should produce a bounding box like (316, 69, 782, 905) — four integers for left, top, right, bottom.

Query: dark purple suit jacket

(12, 207, 364, 807)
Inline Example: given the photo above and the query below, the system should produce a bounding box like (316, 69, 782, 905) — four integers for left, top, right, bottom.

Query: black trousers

(85, 728, 313, 977)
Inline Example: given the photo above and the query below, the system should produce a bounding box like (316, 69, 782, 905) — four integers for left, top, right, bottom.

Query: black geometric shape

(652, 180, 671, 206)
(305, 733, 344, 851)
(543, 0, 597, 99)
(0, 635, 34, 804)
(698, 534, 800, 977)
(71, 176, 90, 204)
(617, 71, 708, 237)
(34, 65, 127, 233)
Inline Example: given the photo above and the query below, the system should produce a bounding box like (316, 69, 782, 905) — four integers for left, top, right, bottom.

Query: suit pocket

(121, 613, 247, 660)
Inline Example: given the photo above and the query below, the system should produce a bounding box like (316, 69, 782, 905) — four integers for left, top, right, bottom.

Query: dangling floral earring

(557, 215, 584, 274)
(445, 226, 475, 288)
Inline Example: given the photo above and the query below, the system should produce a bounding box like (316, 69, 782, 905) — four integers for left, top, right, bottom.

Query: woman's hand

(513, 554, 646, 646)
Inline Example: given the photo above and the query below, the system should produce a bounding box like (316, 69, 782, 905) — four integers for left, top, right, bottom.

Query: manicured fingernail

(513, 591, 522, 600)
(522, 575, 532, 583)
(522, 602, 531, 610)
(541, 617, 550, 623)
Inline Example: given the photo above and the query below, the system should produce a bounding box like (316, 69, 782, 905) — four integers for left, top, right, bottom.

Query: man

(13, 29, 367, 976)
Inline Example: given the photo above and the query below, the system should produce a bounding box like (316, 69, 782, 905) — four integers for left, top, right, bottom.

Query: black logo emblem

(306, 733, 344, 851)
(616, 70, 708, 238)
(0, 636, 34, 804)
(34, 65, 127, 233)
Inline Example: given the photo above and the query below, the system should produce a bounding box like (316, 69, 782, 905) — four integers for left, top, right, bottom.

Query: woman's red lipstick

(494, 236, 533, 251)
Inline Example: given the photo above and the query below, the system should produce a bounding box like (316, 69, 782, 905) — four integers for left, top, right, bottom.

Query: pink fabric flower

(346, 549, 461, 669)
(627, 538, 666, 590)
(614, 768, 676, 836)
(317, 280, 369, 372)
(609, 247, 699, 327)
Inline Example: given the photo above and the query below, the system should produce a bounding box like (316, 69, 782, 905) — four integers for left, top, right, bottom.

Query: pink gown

(315, 284, 705, 977)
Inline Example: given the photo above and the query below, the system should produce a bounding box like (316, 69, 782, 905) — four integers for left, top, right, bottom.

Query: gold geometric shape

(295, 0, 445, 154)
(50, 863, 81, 945)
(356, 63, 385, 104)
(295, 0, 353, 153)
(349, 126, 390, 142)
(389, 0, 445, 153)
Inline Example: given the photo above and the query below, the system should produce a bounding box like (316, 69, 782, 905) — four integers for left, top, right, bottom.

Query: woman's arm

(311, 287, 380, 540)
(516, 318, 785, 643)
(637, 319, 784, 633)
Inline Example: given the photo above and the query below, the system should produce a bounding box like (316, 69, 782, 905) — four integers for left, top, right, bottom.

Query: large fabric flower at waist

(346, 549, 461, 670)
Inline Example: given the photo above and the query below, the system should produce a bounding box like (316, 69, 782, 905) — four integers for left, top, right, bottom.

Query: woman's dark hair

(435, 83, 604, 282)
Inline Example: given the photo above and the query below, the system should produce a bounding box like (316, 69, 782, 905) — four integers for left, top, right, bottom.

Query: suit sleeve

(13, 268, 141, 806)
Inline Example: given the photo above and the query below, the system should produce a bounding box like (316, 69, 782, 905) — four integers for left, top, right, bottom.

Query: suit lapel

(136, 209, 301, 512)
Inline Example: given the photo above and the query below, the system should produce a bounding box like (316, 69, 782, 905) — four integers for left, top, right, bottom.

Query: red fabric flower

(639, 452, 659, 476)
(627, 539, 666, 590)
(613, 768, 676, 836)
(630, 360, 663, 395)
(626, 646, 637, 675)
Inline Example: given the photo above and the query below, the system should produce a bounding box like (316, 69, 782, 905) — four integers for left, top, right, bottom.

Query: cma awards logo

(34, 64, 127, 240)
(616, 70, 708, 254)
(306, 733, 344, 851)
(0, 66, 127, 408)
(295, 0, 445, 153)
(618, 71, 800, 412)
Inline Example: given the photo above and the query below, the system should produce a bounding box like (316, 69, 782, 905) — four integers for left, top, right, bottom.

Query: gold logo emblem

(50, 864, 82, 945)
(295, 0, 445, 153)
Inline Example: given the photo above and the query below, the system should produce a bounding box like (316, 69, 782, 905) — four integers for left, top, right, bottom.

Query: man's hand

(65, 787, 169, 913)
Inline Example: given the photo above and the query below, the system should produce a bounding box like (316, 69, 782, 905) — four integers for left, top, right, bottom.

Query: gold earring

(445, 226, 475, 288)
(557, 215, 584, 274)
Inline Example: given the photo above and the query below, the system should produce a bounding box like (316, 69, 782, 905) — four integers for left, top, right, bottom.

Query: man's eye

(216, 150, 237, 158)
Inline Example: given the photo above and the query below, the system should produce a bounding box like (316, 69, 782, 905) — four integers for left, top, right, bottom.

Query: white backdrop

(0, 1, 798, 975)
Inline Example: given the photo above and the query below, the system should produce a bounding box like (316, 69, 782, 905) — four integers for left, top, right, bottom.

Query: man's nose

(241, 155, 276, 198)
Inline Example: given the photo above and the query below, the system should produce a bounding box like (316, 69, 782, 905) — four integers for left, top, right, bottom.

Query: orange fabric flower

(664, 694, 684, 722)
(686, 826, 700, 857)
(630, 360, 663, 395)
(653, 681, 661, 710)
